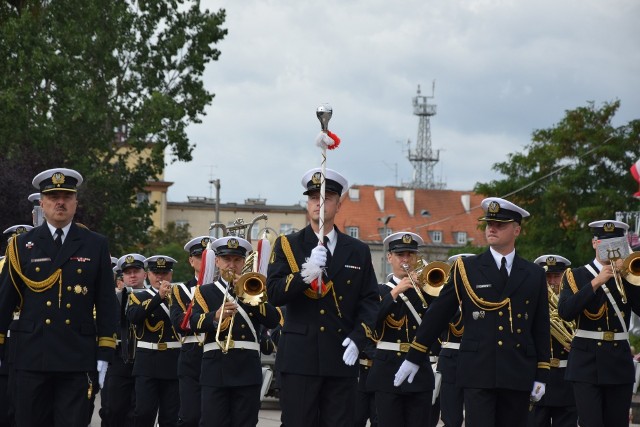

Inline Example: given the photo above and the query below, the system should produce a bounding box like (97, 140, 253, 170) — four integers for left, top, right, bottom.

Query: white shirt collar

(316, 229, 337, 254)
(489, 247, 515, 273)
(46, 221, 72, 243)
(592, 258, 603, 272)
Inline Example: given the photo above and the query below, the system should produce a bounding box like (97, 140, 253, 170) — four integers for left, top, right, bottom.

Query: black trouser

(199, 384, 261, 427)
(354, 389, 376, 427)
(133, 376, 179, 427)
(14, 370, 90, 427)
(0, 375, 10, 427)
(464, 387, 529, 427)
(439, 380, 464, 427)
(177, 374, 200, 427)
(375, 390, 432, 427)
(527, 404, 578, 427)
(103, 357, 135, 427)
(572, 381, 632, 427)
(279, 373, 357, 427)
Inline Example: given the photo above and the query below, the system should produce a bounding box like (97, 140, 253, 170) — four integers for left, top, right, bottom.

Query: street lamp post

(378, 215, 395, 281)
(209, 178, 221, 237)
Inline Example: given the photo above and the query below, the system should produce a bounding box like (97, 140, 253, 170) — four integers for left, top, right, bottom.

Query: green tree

(475, 101, 640, 264)
(0, 0, 227, 254)
(137, 221, 194, 283)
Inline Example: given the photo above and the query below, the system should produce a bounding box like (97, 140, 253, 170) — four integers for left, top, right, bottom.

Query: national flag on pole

(631, 158, 640, 198)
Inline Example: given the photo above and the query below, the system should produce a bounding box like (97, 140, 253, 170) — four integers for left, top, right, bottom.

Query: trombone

(610, 252, 640, 304)
(215, 269, 237, 353)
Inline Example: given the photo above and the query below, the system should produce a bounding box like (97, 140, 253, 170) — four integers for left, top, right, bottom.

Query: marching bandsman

(267, 168, 379, 427)
(558, 220, 640, 426)
(102, 253, 147, 427)
(436, 253, 475, 427)
(127, 255, 181, 427)
(170, 236, 210, 427)
(395, 197, 550, 427)
(528, 254, 577, 427)
(367, 232, 437, 426)
(190, 236, 280, 427)
(0, 167, 118, 427)
(354, 340, 377, 427)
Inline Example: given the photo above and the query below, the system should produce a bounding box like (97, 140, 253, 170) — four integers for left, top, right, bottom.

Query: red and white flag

(631, 158, 640, 198)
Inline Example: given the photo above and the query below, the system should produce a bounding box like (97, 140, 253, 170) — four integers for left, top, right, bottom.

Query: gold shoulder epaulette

(194, 287, 209, 313)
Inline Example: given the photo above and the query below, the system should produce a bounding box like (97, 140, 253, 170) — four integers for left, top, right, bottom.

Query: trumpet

(402, 262, 429, 308)
(622, 252, 640, 286)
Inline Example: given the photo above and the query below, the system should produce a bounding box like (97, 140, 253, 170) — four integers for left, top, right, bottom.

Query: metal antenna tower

(407, 82, 444, 189)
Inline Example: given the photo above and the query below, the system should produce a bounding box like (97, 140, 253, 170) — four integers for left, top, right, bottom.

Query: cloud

(165, 0, 640, 206)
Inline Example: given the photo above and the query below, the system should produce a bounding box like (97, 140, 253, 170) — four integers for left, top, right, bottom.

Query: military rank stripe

(410, 340, 428, 353)
(537, 362, 551, 370)
(197, 313, 207, 330)
(98, 336, 117, 349)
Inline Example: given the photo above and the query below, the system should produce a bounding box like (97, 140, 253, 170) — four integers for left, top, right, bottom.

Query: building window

(175, 220, 189, 228)
(349, 188, 360, 201)
(280, 224, 293, 235)
(346, 226, 359, 239)
(250, 226, 261, 241)
(456, 232, 467, 245)
(136, 192, 149, 205)
(430, 230, 442, 243)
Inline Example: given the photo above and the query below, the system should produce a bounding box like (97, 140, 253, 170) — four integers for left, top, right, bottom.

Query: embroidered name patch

(344, 264, 361, 270)
(476, 284, 492, 289)
(30, 257, 51, 263)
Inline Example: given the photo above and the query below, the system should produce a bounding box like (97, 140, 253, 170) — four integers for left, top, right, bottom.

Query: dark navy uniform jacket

(266, 225, 379, 378)
(406, 250, 550, 391)
(0, 223, 117, 370)
(558, 261, 640, 385)
(127, 288, 179, 379)
(170, 277, 204, 379)
(367, 279, 436, 394)
(190, 278, 280, 387)
(437, 310, 463, 385)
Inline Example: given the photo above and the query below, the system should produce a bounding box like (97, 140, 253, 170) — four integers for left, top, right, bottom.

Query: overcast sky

(163, 0, 640, 207)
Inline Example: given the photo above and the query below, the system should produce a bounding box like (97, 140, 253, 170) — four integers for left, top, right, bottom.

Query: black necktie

(500, 257, 509, 289)
(54, 228, 64, 249)
(323, 236, 332, 267)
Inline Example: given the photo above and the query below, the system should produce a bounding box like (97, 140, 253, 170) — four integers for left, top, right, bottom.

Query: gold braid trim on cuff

(98, 336, 117, 349)
(0, 334, 5, 345)
(410, 340, 428, 353)
(456, 257, 513, 333)
(197, 313, 207, 330)
(537, 362, 551, 370)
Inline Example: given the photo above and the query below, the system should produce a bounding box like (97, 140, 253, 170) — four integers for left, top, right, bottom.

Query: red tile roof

(335, 185, 487, 247)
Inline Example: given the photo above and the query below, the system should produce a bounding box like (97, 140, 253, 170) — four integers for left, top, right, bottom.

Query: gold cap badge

(603, 222, 615, 233)
(228, 238, 239, 249)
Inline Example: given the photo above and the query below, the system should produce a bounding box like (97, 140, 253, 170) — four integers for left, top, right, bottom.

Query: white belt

(574, 329, 629, 341)
(203, 341, 260, 353)
(182, 334, 204, 344)
(550, 358, 568, 368)
(137, 341, 181, 350)
(441, 342, 460, 350)
(377, 341, 411, 353)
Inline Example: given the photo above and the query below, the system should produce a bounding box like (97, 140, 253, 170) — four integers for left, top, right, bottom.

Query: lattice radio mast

(407, 82, 444, 189)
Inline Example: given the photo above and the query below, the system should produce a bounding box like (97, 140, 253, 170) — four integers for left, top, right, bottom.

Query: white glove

(97, 360, 108, 389)
(309, 245, 327, 268)
(530, 381, 546, 402)
(342, 338, 359, 366)
(394, 359, 420, 387)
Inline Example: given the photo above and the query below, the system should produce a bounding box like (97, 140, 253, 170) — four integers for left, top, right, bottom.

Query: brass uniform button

(66, 303, 71, 309)
(498, 326, 503, 331)
(35, 267, 40, 272)
(498, 341, 503, 346)
(46, 301, 52, 307)
(65, 319, 70, 325)
(45, 319, 51, 325)
(320, 309, 325, 314)
(77, 269, 82, 274)
(320, 326, 325, 332)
